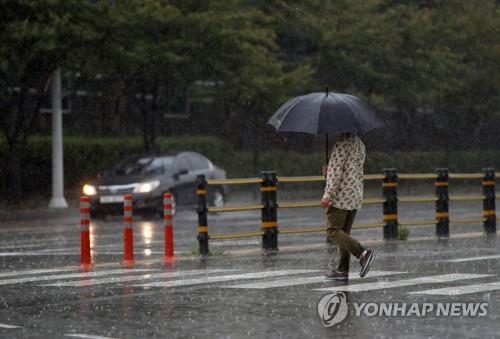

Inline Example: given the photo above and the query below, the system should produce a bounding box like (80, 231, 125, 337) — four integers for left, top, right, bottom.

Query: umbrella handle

(325, 133, 329, 165)
(324, 134, 329, 179)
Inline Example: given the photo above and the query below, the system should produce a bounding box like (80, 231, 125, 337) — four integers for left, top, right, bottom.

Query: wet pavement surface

(0, 197, 499, 338)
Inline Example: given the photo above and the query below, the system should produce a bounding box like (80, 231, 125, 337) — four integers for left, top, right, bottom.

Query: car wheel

(212, 188, 225, 208)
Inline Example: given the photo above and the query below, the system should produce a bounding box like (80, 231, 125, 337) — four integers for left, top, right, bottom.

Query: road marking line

(313, 274, 492, 292)
(64, 334, 117, 339)
(41, 269, 237, 287)
(0, 323, 22, 329)
(133, 270, 321, 288)
(0, 244, 42, 250)
(442, 254, 500, 263)
(0, 251, 77, 257)
(212, 240, 260, 246)
(36, 248, 78, 253)
(0, 269, 157, 286)
(412, 281, 500, 296)
(225, 271, 407, 289)
(0, 268, 77, 278)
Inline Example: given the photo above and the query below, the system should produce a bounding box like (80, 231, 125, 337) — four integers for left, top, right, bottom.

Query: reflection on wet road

(0, 199, 498, 338)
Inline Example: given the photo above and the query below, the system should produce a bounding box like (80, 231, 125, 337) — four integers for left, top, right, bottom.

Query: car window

(175, 155, 191, 172)
(113, 156, 174, 176)
(188, 153, 210, 171)
(144, 158, 165, 174)
(161, 157, 175, 171)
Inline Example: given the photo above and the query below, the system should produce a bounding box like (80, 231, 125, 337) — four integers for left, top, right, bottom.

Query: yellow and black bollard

(482, 168, 496, 235)
(261, 171, 279, 253)
(435, 168, 450, 237)
(196, 174, 209, 257)
(383, 168, 398, 240)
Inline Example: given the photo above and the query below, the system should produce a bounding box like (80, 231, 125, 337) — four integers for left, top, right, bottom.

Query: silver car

(82, 151, 226, 218)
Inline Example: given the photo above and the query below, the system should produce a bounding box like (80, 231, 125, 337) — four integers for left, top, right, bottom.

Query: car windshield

(112, 156, 175, 176)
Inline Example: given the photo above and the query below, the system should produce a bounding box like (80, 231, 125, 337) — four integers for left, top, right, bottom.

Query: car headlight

(134, 180, 160, 193)
(83, 184, 97, 196)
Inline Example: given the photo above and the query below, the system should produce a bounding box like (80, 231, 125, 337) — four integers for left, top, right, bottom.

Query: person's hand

(322, 164, 328, 177)
(321, 197, 330, 208)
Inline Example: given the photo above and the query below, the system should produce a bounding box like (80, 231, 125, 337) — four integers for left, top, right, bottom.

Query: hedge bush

(2, 135, 500, 199)
(1, 135, 235, 196)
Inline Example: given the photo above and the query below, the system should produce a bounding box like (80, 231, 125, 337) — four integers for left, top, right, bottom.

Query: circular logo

(317, 292, 348, 327)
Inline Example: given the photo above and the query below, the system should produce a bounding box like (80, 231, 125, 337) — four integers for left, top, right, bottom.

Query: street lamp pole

(48, 68, 68, 208)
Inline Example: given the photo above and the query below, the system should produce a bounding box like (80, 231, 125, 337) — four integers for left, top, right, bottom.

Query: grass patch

(397, 224, 410, 240)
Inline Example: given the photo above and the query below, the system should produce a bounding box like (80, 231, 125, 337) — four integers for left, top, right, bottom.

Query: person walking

(321, 133, 375, 280)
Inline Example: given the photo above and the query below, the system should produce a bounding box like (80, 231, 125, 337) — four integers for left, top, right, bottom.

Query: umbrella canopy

(267, 91, 385, 136)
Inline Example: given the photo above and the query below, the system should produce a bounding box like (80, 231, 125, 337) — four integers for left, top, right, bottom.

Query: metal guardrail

(208, 204, 263, 213)
(207, 178, 262, 185)
(398, 173, 438, 180)
(449, 195, 484, 201)
(399, 196, 437, 203)
(278, 175, 324, 183)
(194, 168, 497, 256)
(210, 231, 264, 240)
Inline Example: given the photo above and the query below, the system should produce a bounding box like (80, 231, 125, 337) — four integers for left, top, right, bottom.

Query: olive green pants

(326, 206, 365, 273)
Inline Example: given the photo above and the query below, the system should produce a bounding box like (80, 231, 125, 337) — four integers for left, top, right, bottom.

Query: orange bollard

(164, 193, 175, 262)
(123, 194, 134, 266)
(80, 196, 92, 268)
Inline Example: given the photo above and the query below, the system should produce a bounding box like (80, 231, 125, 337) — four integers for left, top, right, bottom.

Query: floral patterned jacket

(323, 135, 366, 210)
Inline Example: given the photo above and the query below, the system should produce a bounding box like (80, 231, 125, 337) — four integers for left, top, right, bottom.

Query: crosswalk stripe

(0, 251, 81, 257)
(412, 281, 500, 296)
(40, 269, 237, 287)
(133, 270, 321, 288)
(64, 334, 117, 339)
(0, 244, 42, 250)
(0, 269, 157, 286)
(0, 323, 22, 329)
(442, 254, 500, 263)
(224, 271, 407, 289)
(0, 268, 77, 278)
(313, 274, 492, 292)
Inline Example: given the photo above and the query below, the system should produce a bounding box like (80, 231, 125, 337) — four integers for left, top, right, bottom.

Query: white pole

(49, 68, 68, 208)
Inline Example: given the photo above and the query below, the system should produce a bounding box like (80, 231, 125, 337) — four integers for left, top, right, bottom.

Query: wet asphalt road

(0, 193, 499, 338)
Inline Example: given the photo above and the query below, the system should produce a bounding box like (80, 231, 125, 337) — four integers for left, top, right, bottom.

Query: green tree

(313, 0, 500, 153)
(182, 0, 310, 172)
(0, 0, 101, 201)
(433, 1, 500, 151)
(86, 0, 187, 151)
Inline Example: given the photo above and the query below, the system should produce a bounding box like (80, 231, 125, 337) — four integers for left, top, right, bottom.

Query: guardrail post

(261, 171, 278, 253)
(482, 168, 496, 235)
(196, 175, 209, 257)
(123, 194, 134, 265)
(80, 196, 92, 268)
(435, 168, 450, 237)
(163, 192, 175, 261)
(383, 168, 398, 240)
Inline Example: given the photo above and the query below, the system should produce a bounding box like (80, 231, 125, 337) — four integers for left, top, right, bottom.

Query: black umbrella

(267, 89, 385, 163)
